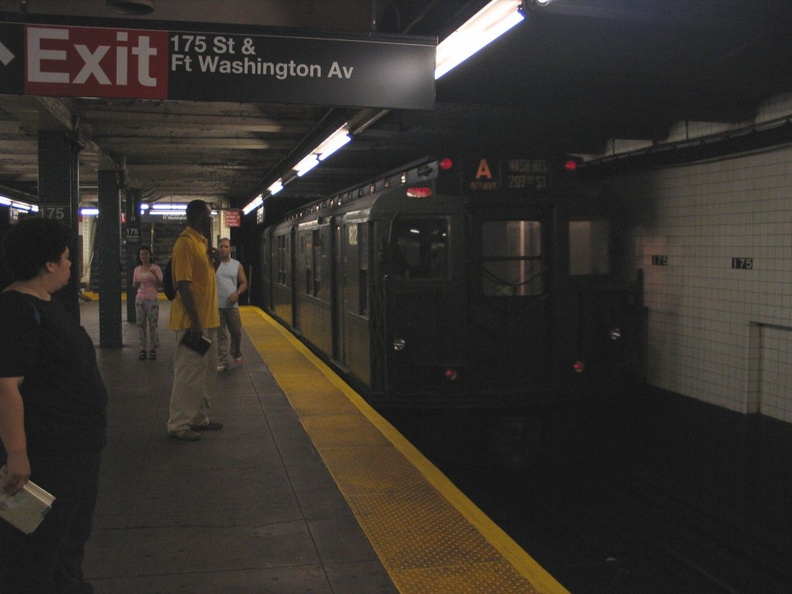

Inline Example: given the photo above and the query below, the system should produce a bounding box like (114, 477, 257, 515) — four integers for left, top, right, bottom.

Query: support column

(125, 187, 142, 322)
(38, 131, 81, 320)
(97, 169, 123, 348)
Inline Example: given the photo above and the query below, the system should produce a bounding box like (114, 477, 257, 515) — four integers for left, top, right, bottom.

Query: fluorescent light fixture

(435, 0, 524, 79)
(151, 203, 187, 211)
(243, 194, 263, 215)
(1, 196, 38, 212)
(291, 124, 352, 178)
(267, 180, 284, 195)
(80, 208, 100, 216)
(315, 125, 352, 161)
(294, 153, 320, 177)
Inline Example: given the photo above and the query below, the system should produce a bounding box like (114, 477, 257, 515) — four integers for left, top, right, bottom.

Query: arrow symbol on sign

(0, 41, 15, 66)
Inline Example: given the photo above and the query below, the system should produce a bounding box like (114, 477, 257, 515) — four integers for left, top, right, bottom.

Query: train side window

(302, 230, 322, 297)
(481, 220, 543, 296)
(277, 234, 288, 285)
(312, 229, 322, 297)
(303, 233, 313, 294)
(390, 217, 448, 279)
(569, 220, 610, 275)
(358, 223, 369, 316)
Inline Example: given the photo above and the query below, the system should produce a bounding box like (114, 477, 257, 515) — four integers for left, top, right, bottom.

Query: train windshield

(389, 217, 449, 279)
(569, 220, 610, 275)
(481, 220, 543, 297)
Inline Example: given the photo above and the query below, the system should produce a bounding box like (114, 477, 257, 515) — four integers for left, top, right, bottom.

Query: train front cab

(555, 199, 646, 399)
(368, 189, 467, 404)
(373, 185, 644, 408)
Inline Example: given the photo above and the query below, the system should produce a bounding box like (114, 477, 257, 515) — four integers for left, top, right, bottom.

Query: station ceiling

(1, 0, 791, 223)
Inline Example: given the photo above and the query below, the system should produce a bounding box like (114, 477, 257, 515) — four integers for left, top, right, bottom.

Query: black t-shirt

(0, 291, 107, 456)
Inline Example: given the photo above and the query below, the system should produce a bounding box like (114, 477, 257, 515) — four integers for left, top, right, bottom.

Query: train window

(390, 217, 448, 279)
(302, 230, 323, 297)
(277, 234, 288, 285)
(481, 220, 543, 296)
(358, 223, 369, 316)
(312, 229, 322, 297)
(569, 220, 610, 275)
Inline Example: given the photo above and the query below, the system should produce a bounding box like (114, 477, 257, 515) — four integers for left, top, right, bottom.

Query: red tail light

(444, 369, 458, 381)
(406, 187, 433, 198)
(573, 361, 585, 373)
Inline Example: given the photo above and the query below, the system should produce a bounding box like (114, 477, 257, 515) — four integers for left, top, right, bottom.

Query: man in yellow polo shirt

(167, 199, 222, 441)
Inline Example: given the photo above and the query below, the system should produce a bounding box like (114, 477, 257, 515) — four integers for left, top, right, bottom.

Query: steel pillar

(97, 169, 123, 348)
(38, 130, 81, 320)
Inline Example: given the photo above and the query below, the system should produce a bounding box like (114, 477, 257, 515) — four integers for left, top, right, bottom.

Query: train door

(289, 226, 298, 329)
(332, 217, 346, 365)
(469, 210, 554, 389)
(332, 214, 371, 384)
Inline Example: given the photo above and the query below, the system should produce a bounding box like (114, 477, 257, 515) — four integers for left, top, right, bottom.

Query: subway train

(254, 154, 645, 408)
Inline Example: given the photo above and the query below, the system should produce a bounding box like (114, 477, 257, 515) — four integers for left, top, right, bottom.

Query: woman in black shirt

(0, 217, 107, 594)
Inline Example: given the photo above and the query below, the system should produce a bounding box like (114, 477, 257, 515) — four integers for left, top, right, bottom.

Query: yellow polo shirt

(168, 226, 220, 330)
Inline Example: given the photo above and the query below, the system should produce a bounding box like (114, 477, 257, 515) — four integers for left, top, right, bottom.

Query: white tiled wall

(610, 145, 792, 422)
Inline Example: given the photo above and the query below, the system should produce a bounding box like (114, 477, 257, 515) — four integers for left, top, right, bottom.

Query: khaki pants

(217, 307, 242, 366)
(167, 328, 219, 432)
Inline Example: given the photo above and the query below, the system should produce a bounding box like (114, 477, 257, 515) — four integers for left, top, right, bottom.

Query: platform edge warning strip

(241, 307, 570, 594)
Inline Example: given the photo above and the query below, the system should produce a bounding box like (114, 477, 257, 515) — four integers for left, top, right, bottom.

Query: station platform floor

(78, 301, 568, 594)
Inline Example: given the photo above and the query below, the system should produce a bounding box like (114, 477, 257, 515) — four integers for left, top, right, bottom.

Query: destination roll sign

(0, 20, 435, 110)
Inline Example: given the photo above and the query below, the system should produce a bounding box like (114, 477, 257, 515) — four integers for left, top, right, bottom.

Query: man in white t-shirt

(215, 238, 248, 372)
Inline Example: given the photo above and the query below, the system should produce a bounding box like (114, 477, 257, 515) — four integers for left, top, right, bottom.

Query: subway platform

(78, 300, 566, 594)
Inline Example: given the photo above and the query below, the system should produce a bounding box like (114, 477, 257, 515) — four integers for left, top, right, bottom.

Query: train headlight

(609, 328, 622, 341)
(392, 338, 406, 351)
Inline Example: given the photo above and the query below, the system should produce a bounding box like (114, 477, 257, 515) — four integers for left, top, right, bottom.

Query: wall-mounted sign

(731, 257, 753, 269)
(225, 208, 241, 228)
(651, 255, 668, 266)
(38, 204, 68, 220)
(0, 20, 435, 110)
(125, 226, 140, 243)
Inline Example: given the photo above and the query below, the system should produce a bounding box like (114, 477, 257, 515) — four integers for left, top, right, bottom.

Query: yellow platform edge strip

(242, 307, 569, 594)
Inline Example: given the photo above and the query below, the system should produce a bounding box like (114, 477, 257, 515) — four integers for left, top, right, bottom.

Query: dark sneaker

(149, 350, 157, 360)
(191, 420, 223, 431)
(168, 429, 201, 441)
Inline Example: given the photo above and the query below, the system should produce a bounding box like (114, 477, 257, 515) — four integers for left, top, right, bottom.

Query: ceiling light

(106, 0, 154, 15)
(315, 125, 352, 161)
(293, 154, 320, 177)
(290, 123, 352, 178)
(243, 195, 263, 215)
(435, 0, 524, 79)
(267, 180, 284, 196)
(1, 196, 37, 212)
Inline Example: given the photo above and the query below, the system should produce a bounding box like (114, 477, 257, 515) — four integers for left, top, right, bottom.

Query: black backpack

(162, 236, 186, 301)
(162, 258, 177, 300)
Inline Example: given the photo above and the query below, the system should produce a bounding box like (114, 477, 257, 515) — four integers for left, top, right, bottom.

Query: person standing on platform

(0, 216, 107, 594)
(132, 246, 162, 361)
(167, 200, 222, 442)
(215, 238, 248, 372)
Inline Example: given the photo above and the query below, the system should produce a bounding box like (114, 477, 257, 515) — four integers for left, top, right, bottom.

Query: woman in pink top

(132, 246, 163, 360)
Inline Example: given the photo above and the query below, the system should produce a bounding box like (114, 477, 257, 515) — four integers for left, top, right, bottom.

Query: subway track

(384, 399, 792, 594)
